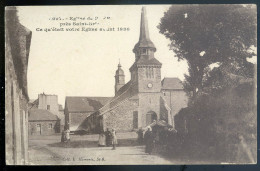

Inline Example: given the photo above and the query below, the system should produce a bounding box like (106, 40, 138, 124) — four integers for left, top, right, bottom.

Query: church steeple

(115, 60, 125, 95)
(133, 7, 156, 61)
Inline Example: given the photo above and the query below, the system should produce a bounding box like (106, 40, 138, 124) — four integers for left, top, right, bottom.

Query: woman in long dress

(144, 127, 154, 154)
(111, 129, 118, 150)
(98, 131, 106, 147)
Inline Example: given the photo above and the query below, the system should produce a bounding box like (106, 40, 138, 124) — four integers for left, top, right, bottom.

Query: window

(48, 123, 53, 129)
(146, 67, 154, 78)
(133, 111, 138, 129)
(47, 105, 50, 110)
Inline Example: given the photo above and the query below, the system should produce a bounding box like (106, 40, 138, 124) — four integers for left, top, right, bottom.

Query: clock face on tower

(147, 83, 153, 88)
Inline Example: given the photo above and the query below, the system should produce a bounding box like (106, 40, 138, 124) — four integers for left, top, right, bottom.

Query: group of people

(98, 128, 118, 150)
(137, 126, 155, 154)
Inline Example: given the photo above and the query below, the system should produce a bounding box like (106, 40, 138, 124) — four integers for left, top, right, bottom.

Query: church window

(133, 111, 138, 129)
(146, 68, 149, 78)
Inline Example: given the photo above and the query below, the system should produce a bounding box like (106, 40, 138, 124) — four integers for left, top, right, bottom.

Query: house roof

(161, 77, 184, 90)
(29, 109, 58, 121)
(28, 99, 38, 110)
(65, 96, 113, 113)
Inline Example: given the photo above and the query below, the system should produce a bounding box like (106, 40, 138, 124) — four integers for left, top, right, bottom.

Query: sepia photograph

(5, 5, 257, 165)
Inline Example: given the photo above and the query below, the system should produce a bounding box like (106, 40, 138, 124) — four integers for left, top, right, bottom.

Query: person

(136, 128, 144, 144)
(111, 129, 118, 150)
(98, 131, 106, 147)
(105, 128, 112, 146)
(144, 126, 154, 154)
(61, 130, 65, 143)
(64, 129, 70, 143)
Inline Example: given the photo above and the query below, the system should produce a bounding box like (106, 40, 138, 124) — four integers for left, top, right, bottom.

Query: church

(64, 7, 188, 133)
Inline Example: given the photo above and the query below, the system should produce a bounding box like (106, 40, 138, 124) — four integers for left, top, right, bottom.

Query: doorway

(36, 124, 41, 135)
(146, 111, 157, 126)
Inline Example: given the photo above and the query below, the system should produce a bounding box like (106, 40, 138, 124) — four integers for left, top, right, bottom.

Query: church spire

(133, 7, 156, 57)
(139, 6, 150, 42)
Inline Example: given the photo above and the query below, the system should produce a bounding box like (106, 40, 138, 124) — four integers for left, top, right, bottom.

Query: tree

(158, 4, 256, 101)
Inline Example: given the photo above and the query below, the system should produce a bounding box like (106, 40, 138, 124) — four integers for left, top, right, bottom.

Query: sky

(17, 5, 188, 105)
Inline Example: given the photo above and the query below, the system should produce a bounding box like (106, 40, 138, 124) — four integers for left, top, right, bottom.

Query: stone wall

(103, 99, 138, 132)
(5, 7, 32, 165)
(162, 90, 188, 127)
(138, 92, 161, 127)
(138, 67, 161, 92)
(28, 120, 59, 135)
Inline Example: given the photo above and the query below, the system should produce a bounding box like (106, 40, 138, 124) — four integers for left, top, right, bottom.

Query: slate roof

(29, 109, 58, 121)
(28, 99, 38, 109)
(98, 81, 138, 115)
(161, 77, 184, 90)
(65, 96, 113, 113)
(136, 57, 162, 66)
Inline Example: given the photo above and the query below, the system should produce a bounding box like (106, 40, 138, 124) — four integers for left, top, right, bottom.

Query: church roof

(161, 77, 184, 90)
(65, 96, 112, 113)
(133, 7, 156, 52)
(115, 63, 125, 76)
(29, 109, 59, 121)
(136, 57, 162, 66)
(98, 81, 138, 115)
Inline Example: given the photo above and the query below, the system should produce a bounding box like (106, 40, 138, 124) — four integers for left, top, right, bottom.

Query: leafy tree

(158, 4, 256, 100)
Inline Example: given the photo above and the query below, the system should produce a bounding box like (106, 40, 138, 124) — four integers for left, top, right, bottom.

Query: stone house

(28, 93, 64, 132)
(5, 7, 32, 165)
(65, 7, 188, 133)
(28, 109, 60, 135)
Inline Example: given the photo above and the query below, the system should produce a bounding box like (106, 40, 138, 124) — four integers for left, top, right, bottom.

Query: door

(36, 124, 41, 135)
(146, 111, 157, 126)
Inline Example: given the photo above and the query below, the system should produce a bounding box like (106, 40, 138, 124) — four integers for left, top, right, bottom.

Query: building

(28, 109, 60, 135)
(5, 7, 32, 165)
(64, 7, 188, 133)
(28, 93, 63, 134)
(161, 77, 188, 127)
(64, 97, 112, 133)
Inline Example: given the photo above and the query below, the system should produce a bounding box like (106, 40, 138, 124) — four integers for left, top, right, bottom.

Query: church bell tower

(115, 61, 125, 95)
(130, 6, 162, 93)
(130, 7, 163, 127)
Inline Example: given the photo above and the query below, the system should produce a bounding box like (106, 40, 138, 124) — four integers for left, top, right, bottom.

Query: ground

(28, 132, 176, 165)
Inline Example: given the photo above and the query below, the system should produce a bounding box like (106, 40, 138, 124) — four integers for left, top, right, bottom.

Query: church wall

(103, 99, 138, 132)
(138, 67, 161, 92)
(138, 93, 161, 127)
(162, 90, 188, 127)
